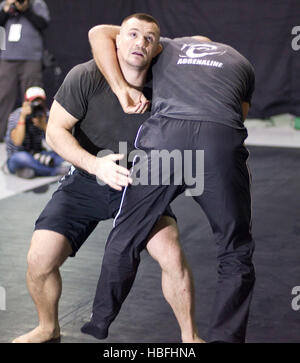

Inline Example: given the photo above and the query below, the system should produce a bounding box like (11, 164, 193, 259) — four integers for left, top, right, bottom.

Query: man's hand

(117, 86, 150, 114)
(20, 101, 32, 118)
(14, 0, 29, 12)
(3, 0, 15, 12)
(94, 154, 133, 191)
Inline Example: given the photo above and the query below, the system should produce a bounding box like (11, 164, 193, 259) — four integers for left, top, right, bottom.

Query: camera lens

(33, 153, 55, 167)
(31, 101, 46, 118)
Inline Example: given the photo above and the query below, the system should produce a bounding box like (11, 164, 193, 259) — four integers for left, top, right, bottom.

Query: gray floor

(0, 183, 100, 343)
(0, 116, 300, 343)
(244, 114, 300, 148)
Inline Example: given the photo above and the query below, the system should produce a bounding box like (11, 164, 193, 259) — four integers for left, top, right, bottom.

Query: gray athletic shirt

(151, 37, 255, 129)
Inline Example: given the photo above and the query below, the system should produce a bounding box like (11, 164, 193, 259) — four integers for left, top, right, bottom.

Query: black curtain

(43, 0, 300, 118)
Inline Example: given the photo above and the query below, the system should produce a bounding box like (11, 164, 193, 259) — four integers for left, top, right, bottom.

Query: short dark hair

(121, 13, 160, 32)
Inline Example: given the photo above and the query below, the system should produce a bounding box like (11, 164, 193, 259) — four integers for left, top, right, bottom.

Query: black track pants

(85, 118, 255, 343)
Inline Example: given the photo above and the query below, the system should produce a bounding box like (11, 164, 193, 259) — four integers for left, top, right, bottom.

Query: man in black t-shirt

(12, 14, 203, 344)
(84, 17, 256, 343)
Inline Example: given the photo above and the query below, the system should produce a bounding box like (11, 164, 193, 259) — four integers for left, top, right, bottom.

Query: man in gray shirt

(0, 0, 50, 141)
(82, 18, 255, 343)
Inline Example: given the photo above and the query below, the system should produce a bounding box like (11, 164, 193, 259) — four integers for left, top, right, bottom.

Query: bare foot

(193, 337, 206, 343)
(12, 326, 60, 343)
(182, 335, 206, 343)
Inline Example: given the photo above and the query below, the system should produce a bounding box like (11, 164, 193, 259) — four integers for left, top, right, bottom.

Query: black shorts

(35, 168, 176, 257)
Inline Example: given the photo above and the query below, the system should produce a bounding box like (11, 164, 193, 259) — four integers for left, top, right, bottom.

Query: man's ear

(116, 34, 120, 49)
(154, 42, 163, 57)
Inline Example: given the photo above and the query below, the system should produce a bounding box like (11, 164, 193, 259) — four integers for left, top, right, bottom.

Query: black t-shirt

(152, 37, 255, 129)
(54, 60, 151, 156)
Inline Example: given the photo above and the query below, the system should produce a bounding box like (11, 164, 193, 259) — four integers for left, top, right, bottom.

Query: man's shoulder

(160, 36, 211, 51)
(160, 36, 204, 44)
(159, 37, 173, 47)
(57, 60, 108, 111)
(218, 44, 254, 74)
(65, 59, 105, 88)
(9, 107, 22, 119)
(70, 59, 102, 77)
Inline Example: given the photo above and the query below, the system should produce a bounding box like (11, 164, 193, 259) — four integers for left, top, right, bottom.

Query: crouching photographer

(4, 87, 69, 178)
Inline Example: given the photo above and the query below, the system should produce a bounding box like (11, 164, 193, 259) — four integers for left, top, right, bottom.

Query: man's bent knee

(147, 216, 185, 275)
(27, 230, 72, 280)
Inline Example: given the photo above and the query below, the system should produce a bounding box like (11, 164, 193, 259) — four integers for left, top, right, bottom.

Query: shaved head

(121, 13, 160, 36)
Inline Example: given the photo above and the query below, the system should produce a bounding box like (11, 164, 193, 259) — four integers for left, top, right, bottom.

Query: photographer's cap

(25, 87, 46, 101)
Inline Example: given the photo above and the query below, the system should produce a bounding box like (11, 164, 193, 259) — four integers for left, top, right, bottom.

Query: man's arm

(242, 64, 255, 121)
(0, 0, 13, 25)
(0, 9, 8, 25)
(10, 101, 31, 146)
(23, 7, 48, 32)
(241, 102, 250, 121)
(89, 25, 148, 113)
(46, 100, 132, 191)
(18, 0, 49, 31)
(89, 25, 124, 96)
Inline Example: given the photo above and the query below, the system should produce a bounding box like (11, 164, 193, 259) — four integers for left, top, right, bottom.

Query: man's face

(117, 17, 161, 69)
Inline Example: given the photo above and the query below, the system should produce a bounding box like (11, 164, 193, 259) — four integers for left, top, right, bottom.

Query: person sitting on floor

(4, 86, 68, 178)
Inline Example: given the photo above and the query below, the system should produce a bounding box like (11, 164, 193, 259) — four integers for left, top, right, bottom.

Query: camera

(33, 152, 55, 167)
(31, 100, 46, 118)
(9, 0, 27, 15)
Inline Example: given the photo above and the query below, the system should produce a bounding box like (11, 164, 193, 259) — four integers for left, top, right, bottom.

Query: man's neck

(118, 58, 148, 90)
